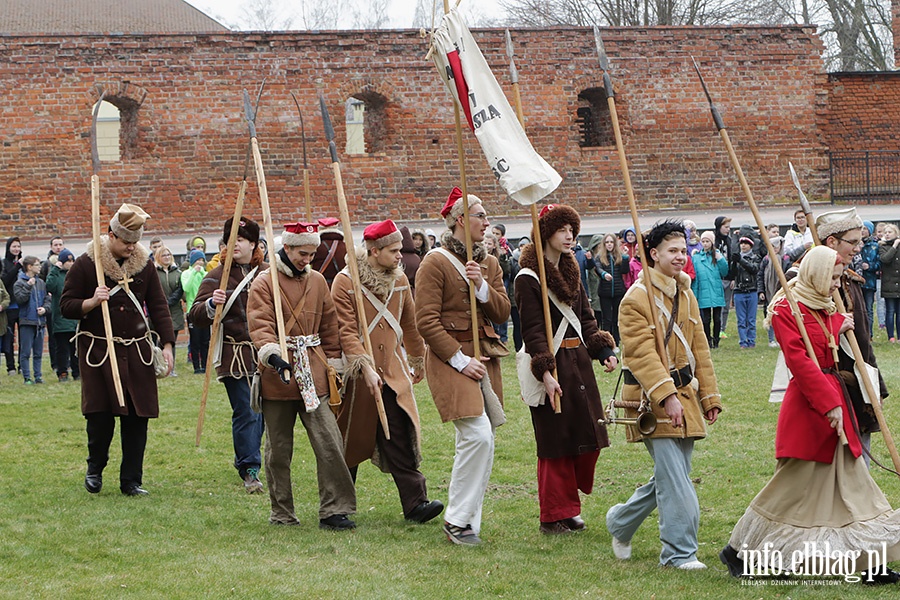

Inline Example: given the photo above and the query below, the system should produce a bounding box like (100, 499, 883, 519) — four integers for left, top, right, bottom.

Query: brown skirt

(729, 445, 900, 572)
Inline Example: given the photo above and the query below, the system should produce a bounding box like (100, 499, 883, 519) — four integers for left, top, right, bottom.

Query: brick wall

(822, 72, 900, 151)
(0, 26, 829, 237)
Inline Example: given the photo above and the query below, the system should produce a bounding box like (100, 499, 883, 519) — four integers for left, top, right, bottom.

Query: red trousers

(537, 451, 599, 522)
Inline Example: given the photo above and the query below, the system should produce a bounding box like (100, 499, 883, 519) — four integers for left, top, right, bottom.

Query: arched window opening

(576, 87, 614, 148)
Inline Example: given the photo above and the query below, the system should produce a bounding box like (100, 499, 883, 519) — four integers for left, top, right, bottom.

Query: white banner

(431, 9, 562, 206)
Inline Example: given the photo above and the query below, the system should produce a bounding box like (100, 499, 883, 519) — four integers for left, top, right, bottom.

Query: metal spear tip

(243, 89, 258, 138)
(318, 94, 335, 144)
(788, 161, 812, 213)
(593, 26, 609, 71)
(90, 90, 107, 175)
(505, 29, 513, 59)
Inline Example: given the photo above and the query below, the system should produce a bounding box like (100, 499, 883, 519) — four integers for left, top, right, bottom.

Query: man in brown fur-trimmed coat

(247, 221, 357, 530)
(332, 219, 443, 524)
(415, 187, 511, 546)
(61, 204, 175, 497)
(515, 204, 617, 536)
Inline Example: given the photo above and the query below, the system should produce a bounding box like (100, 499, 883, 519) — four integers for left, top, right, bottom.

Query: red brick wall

(0, 26, 828, 237)
(822, 72, 900, 152)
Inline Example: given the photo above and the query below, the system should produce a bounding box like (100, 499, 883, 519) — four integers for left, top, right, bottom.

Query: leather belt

(623, 365, 693, 388)
(560, 337, 581, 349)
(449, 325, 493, 342)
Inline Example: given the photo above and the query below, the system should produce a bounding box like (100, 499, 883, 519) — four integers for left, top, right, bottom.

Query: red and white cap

(440, 186, 483, 228)
(281, 222, 320, 247)
(317, 217, 343, 237)
(363, 219, 403, 249)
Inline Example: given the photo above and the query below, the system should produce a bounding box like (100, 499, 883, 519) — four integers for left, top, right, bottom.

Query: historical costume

(333, 219, 442, 523)
(721, 246, 900, 582)
(415, 188, 510, 545)
(247, 221, 356, 529)
(311, 217, 346, 287)
(61, 204, 175, 496)
(606, 220, 722, 569)
(515, 204, 617, 534)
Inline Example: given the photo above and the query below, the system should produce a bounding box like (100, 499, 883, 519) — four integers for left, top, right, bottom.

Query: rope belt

(72, 329, 155, 369)
(223, 337, 257, 380)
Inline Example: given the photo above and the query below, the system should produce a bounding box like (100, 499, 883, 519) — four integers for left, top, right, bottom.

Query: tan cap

(110, 203, 150, 243)
(815, 207, 863, 241)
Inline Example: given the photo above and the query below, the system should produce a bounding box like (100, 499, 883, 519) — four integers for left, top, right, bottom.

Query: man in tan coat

(247, 221, 356, 530)
(606, 219, 723, 569)
(415, 188, 511, 545)
(333, 219, 443, 524)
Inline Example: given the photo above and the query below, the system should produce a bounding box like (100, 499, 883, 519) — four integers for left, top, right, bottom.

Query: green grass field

(1, 317, 899, 599)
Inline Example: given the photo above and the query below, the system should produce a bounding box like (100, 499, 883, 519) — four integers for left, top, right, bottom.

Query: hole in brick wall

(576, 87, 614, 148)
(345, 91, 387, 155)
(94, 96, 140, 161)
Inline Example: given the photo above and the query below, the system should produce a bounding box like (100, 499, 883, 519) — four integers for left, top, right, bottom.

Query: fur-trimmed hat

(363, 219, 403, 249)
(535, 204, 580, 243)
(223, 216, 260, 245)
(317, 217, 343, 237)
(816, 208, 863, 241)
(281, 222, 320, 247)
(109, 203, 149, 243)
(440, 187, 483, 228)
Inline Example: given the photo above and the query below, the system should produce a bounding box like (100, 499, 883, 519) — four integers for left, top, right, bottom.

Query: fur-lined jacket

(618, 266, 722, 442)
(516, 244, 615, 458)
(247, 250, 342, 401)
(332, 249, 426, 470)
(60, 237, 175, 417)
(415, 231, 510, 422)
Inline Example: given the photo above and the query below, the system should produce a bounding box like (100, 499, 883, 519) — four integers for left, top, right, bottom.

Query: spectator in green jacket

(45, 249, 80, 382)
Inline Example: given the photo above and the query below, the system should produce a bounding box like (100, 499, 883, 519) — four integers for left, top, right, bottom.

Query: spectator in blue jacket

(858, 221, 880, 337)
(691, 231, 728, 348)
(732, 237, 760, 348)
(13, 256, 51, 384)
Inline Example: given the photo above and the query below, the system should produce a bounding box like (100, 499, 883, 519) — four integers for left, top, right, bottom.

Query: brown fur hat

(533, 204, 581, 244)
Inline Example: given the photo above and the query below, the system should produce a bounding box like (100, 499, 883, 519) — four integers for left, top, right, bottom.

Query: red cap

(440, 187, 464, 218)
(317, 217, 340, 229)
(363, 219, 398, 241)
(539, 204, 556, 219)
(284, 222, 318, 234)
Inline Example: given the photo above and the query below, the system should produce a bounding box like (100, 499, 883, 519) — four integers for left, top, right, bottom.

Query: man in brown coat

(606, 219, 722, 569)
(415, 188, 511, 545)
(61, 203, 175, 496)
(311, 216, 346, 287)
(247, 221, 356, 530)
(333, 219, 443, 523)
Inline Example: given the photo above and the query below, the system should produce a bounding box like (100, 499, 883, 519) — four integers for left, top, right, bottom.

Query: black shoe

(405, 500, 444, 524)
(861, 567, 900, 585)
(719, 544, 745, 578)
(540, 520, 574, 535)
(85, 473, 102, 494)
(563, 515, 586, 531)
(319, 514, 356, 530)
(122, 485, 149, 496)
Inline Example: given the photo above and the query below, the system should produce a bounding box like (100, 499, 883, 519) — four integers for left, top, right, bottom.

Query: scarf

(766, 245, 837, 327)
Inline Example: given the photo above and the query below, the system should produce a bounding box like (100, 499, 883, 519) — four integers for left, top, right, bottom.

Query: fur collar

(440, 230, 486, 263)
(274, 251, 310, 278)
(646, 266, 692, 299)
(354, 246, 402, 300)
(518, 243, 581, 306)
(86, 235, 150, 281)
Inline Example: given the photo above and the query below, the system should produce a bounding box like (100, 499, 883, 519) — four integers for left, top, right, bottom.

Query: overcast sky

(184, 0, 505, 30)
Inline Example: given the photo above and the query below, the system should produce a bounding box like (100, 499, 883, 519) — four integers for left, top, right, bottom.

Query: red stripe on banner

(446, 49, 474, 131)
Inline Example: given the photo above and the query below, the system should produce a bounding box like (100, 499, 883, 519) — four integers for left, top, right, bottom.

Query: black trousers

(700, 306, 723, 347)
(54, 331, 79, 378)
(85, 397, 149, 491)
(599, 296, 622, 345)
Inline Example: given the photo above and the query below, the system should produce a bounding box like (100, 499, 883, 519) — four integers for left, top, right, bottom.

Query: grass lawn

(1, 316, 899, 599)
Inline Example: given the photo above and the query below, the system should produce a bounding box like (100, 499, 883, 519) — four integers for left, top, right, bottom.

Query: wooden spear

(505, 29, 561, 413)
(244, 89, 289, 361)
(790, 163, 900, 474)
(89, 92, 126, 408)
(690, 59, 820, 367)
(318, 93, 390, 439)
(289, 92, 313, 221)
(594, 28, 668, 365)
(195, 82, 265, 447)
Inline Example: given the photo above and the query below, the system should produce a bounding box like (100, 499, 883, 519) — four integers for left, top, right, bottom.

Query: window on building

(344, 91, 388, 155)
(576, 88, 614, 148)
(94, 100, 121, 162)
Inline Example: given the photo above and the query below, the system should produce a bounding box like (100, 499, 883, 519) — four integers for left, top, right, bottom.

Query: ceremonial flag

(431, 9, 562, 206)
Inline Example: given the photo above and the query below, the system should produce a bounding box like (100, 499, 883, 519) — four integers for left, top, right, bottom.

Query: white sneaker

(768, 341, 779, 348)
(611, 536, 632, 560)
(677, 560, 707, 570)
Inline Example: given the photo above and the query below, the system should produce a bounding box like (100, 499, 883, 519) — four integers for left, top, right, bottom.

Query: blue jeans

(862, 287, 876, 336)
(734, 292, 757, 347)
(885, 297, 900, 340)
(223, 377, 264, 478)
(18, 324, 43, 381)
(606, 438, 700, 567)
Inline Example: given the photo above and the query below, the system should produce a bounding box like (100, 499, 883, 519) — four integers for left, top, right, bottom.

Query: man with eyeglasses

(415, 187, 510, 545)
(817, 208, 888, 462)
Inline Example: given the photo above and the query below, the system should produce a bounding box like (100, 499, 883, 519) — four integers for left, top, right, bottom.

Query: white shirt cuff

(474, 279, 489, 303)
(206, 298, 217, 319)
(448, 350, 471, 372)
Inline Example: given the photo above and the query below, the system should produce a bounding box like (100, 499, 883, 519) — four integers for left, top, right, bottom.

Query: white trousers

(445, 412, 495, 534)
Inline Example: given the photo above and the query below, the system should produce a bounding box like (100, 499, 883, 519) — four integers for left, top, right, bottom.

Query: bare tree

(353, 0, 392, 29)
(500, 0, 746, 26)
(412, 0, 445, 29)
(239, 0, 295, 30)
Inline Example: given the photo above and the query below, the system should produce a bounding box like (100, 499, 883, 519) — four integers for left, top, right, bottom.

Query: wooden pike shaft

(91, 176, 126, 408)
(304, 169, 312, 222)
(251, 138, 289, 361)
(805, 212, 900, 473)
(509, 78, 561, 413)
(331, 163, 390, 438)
(717, 129, 820, 366)
(196, 179, 248, 447)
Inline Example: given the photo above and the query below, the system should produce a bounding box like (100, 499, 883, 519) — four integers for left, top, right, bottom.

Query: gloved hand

(268, 355, 292, 385)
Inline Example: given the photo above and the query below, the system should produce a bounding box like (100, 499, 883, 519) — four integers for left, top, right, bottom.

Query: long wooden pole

(505, 30, 560, 413)
(319, 94, 390, 438)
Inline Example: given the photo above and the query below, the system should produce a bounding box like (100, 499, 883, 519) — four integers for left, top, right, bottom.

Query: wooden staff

(594, 28, 667, 364)
(691, 59, 819, 367)
(318, 93, 390, 438)
(505, 29, 561, 413)
(790, 163, 900, 473)
(244, 90, 288, 361)
(89, 93, 126, 408)
(195, 83, 265, 447)
(290, 92, 313, 221)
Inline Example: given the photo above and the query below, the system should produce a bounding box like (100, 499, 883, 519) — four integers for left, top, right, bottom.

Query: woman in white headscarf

(720, 246, 900, 583)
